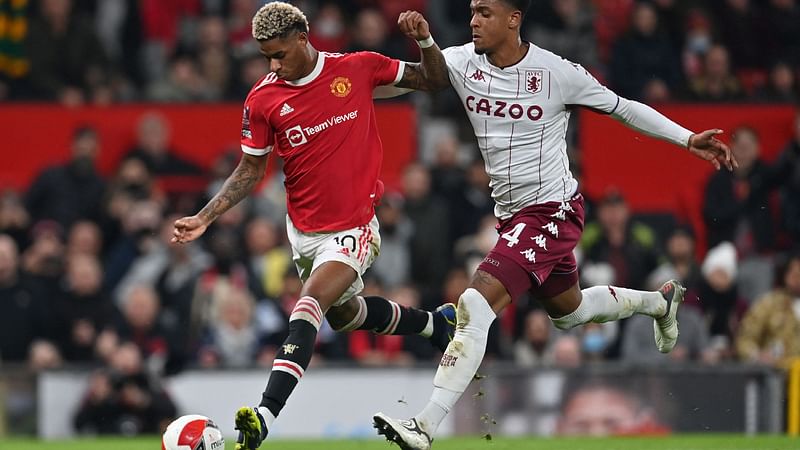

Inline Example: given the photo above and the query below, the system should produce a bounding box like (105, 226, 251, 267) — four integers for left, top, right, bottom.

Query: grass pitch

(3, 435, 796, 450)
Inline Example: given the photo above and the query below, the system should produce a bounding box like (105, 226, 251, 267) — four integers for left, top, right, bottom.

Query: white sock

(414, 289, 496, 435)
(550, 285, 666, 330)
(419, 312, 434, 338)
(257, 406, 277, 429)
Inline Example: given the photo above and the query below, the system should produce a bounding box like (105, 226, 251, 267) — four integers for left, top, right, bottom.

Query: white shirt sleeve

(558, 60, 694, 147)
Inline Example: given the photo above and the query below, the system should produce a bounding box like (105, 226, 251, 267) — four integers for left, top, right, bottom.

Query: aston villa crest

(525, 70, 543, 94)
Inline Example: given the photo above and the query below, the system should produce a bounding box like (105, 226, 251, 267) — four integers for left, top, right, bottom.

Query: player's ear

(297, 31, 309, 46)
(508, 10, 522, 29)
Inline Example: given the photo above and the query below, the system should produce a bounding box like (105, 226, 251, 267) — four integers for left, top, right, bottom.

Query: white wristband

(416, 36, 435, 49)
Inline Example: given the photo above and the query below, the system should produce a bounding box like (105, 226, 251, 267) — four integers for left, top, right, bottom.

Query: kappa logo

(279, 102, 294, 116)
(525, 70, 543, 94)
(542, 221, 559, 238)
(531, 234, 548, 251)
(520, 248, 536, 263)
(470, 69, 486, 82)
(551, 210, 566, 221)
(285, 125, 308, 147)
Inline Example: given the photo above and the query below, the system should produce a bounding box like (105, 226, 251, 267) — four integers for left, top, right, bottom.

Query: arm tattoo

(198, 154, 266, 224)
(395, 45, 450, 92)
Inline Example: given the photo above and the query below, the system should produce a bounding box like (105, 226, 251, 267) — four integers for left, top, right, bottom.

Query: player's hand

(172, 215, 208, 244)
(398, 10, 431, 41)
(687, 129, 738, 171)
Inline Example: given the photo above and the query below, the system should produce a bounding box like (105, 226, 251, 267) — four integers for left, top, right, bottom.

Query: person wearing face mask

(25, 126, 106, 230)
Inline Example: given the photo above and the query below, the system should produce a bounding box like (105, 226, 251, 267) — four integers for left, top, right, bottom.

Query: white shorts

(285, 215, 381, 306)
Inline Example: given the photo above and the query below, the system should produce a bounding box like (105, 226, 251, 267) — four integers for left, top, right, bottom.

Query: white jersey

(442, 42, 693, 220)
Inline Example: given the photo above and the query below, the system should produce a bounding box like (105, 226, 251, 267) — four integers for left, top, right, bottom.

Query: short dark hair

(500, 0, 532, 18)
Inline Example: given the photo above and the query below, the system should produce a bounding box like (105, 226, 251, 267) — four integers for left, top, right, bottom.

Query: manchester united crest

(330, 76, 352, 97)
(525, 70, 543, 94)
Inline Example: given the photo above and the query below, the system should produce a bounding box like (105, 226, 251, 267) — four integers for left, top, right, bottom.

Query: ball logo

(285, 125, 308, 147)
(330, 76, 352, 97)
(525, 70, 543, 94)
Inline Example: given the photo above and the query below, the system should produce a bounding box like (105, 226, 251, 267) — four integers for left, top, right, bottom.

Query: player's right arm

(172, 153, 267, 243)
(173, 95, 272, 244)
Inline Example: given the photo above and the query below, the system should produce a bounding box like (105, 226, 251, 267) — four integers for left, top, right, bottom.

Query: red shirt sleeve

(240, 92, 274, 156)
(357, 51, 404, 87)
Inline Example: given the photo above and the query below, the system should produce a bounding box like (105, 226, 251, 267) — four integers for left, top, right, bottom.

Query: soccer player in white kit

(373, 1, 736, 449)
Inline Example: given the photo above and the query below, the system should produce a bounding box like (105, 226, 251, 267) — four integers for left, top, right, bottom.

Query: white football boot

(373, 412, 432, 450)
(654, 279, 686, 353)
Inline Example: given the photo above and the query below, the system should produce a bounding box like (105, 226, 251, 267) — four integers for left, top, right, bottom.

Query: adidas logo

(279, 103, 294, 116)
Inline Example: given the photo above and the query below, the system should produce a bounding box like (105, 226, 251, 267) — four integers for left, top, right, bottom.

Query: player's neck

(299, 45, 319, 79)
(486, 37, 528, 69)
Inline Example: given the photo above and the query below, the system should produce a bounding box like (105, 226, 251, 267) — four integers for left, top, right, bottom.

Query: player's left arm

(393, 10, 450, 92)
(563, 62, 736, 171)
(611, 96, 737, 171)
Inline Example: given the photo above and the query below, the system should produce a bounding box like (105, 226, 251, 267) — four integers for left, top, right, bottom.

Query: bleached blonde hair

(252, 2, 309, 41)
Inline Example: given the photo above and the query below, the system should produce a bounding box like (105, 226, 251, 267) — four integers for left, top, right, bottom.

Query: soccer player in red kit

(170, 3, 451, 449)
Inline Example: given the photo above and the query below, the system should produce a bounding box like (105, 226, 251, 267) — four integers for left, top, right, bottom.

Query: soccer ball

(162, 414, 225, 450)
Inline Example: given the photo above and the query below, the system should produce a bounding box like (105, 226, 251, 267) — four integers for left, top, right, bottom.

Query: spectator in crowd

(146, 54, 213, 102)
(66, 220, 104, 259)
(695, 242, 749, 357)
(646, 226, 702, 292)
(736, 252, 800, 368)
(111, 284, 183, 375)
(609, 2, 681, 101)
(369, 193, 412, 290)
(188, 226, 251, 346)
(25, 126, 106, 230)
(243, 216, 291, 299)
(21, 221, 66, 296)
(227, 0, 260, 59)
(513, 309, 557, 367)
(402, 163, 451, 294)
(530, 0, 598, 71)
(551, 335, 583, 367)
(0, 190, 31, 250)
(0, 235, 48, 364)
(703, 126, 775, 300)
(580, 191, 660, 290)
(346, 8, 406, 59)
(113, 214, 211, 351)
(762, 0, 800, 66)
(73, 342, 177, 435)
(703, 126, 774, 252)
(103, 199, 164, 293)
(755, 61, 799, 103)
(718, 0, 764, 70)
(24, 0, 108, 104)
(198, 287, 263, 368)
(308, 2, 349, 52)
(125, 112, 202, 177)
(52, 253, 112, 361)
(771, 110, 800, 244)
(687, 44, 744, 102)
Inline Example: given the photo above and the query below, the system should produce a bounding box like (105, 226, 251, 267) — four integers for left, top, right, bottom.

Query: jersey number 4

(500, 223, 526, 247)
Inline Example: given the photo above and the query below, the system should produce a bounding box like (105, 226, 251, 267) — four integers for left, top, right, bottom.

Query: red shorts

(477, 194, 585, 302)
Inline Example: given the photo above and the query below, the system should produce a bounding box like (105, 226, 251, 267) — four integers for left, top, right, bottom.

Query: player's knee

(457, 288, 497, 331)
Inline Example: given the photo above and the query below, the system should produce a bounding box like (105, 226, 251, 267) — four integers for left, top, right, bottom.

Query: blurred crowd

(2, 111, 800, 383)
(2, 0, 800, 436)
(1, 0, 800, 104)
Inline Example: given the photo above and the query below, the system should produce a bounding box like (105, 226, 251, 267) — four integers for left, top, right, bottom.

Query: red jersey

(240, 51, 404, 233)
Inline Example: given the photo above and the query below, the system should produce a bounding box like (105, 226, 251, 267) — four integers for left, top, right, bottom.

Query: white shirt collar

(287, 51, 325, 86)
